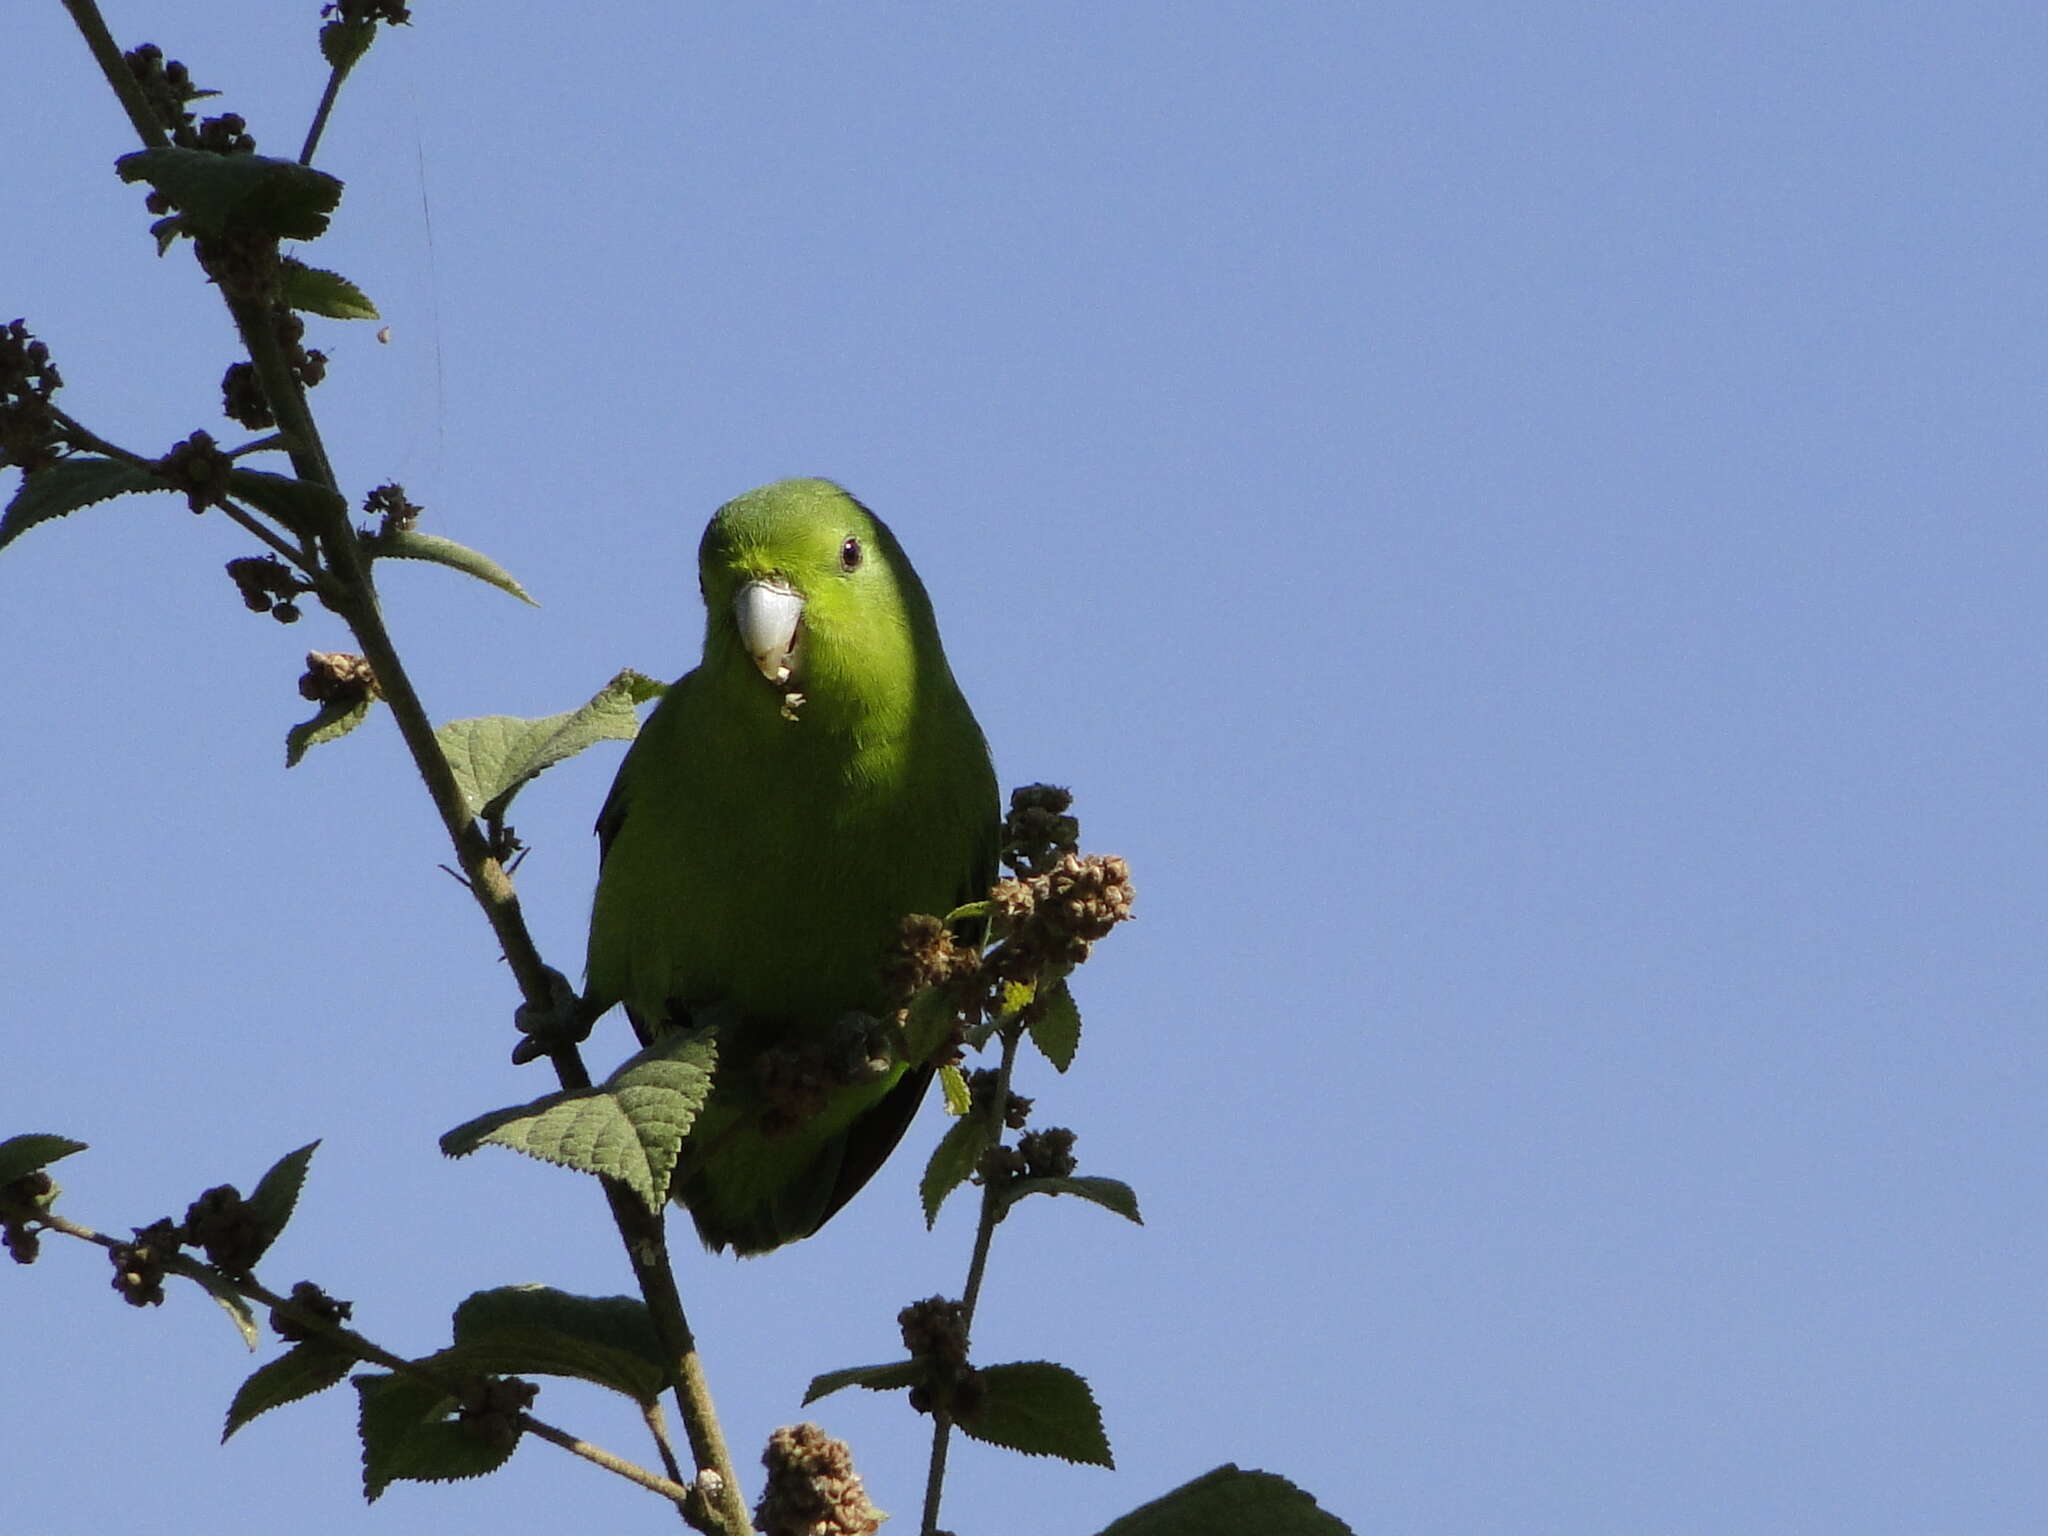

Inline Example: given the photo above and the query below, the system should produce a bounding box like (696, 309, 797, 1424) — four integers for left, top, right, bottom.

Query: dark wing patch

(594, 769, 631, 866)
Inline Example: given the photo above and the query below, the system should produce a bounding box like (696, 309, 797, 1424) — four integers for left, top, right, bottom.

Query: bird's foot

(509, 967, 590, 1065)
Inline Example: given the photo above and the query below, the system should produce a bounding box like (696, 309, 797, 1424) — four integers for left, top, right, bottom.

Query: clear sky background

(6, 5, 2044, 1534)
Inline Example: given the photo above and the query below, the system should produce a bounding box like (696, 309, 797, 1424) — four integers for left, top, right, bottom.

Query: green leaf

(436, 670, 665, 821)
(1093, 1465, 1357, 1536)
(439, 1286, 670, 1405)
(375, 530, 536, 605)
(355, 1372, 513, 1500)
(439, 1030, 715, 1214)
(224, 1338, 355, 1440)
(920, 1110, 996, 1227)
(900, 983, 961, 1070)
(802, 1358, 929, 1405)
(115, 147, 344, 242)
(994, 1174, 1143, 1226)
(319, 18, 378, 72)
(278, 260, 379, 319)
(186, 1265, 261, 1350)
(286, 698, 373, 767)
(1027, 978, 1082, 1072)
(0, 458, 163, 553)
(0, 1133, 88, 1185)
(243, 1141, 319, 1266)
(226, 467, 347, 533)
(938, 1062, 972, 1117)
(960, 1361, 1113, 1468)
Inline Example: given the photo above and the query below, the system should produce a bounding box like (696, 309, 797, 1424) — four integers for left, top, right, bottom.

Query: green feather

(586, 480, 997, 1254)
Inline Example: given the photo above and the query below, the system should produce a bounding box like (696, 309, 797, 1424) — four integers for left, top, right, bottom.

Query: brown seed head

(753, 1423, 883, 1536)
(299, 652, 379, 707)
(1018, 1126, 1079, 1179)
(182, 1183, 264, 1273)
(0, 320, 66, 474)
(110, 1217, 183, 1308)
(151, 430, 232, 514)
(271, 1280, 353, 1343)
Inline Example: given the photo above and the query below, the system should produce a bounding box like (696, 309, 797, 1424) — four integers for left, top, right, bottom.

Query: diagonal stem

(58, 8, 754, 1530)
(921, 1024, 1025, 1536)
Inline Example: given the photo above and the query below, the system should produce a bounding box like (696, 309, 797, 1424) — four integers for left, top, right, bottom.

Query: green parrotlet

(585, 479, 998, 1255)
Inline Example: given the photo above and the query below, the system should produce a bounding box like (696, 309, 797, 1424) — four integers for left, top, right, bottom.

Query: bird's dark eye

(839, 536, 863, 571)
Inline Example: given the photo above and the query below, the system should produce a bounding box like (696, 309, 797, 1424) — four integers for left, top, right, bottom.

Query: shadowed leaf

(1093, 1465, 1356, 1536)
(440, 1286, 671, 1405)
(243, 1141, 320, 1265)
(803, 1359, 929, 1405)
(0, 459, 161, 552)
(226, 468, 346, 533)
(280, 260, 378, 320)
(993, 1174, 1142, 1225)
(960, 1361, 1113, 1467)
(0, 1133, 89, 1185)
(355, 1372, 513, 1500)
(225, 1339, 354, 1439)
(320, 18, 377, 71)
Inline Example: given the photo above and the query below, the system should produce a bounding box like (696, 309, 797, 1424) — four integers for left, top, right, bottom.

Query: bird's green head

(697, 478, 944, 720)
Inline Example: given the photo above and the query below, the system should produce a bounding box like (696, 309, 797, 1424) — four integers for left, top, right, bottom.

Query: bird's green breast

(586, 661, 993, 1035)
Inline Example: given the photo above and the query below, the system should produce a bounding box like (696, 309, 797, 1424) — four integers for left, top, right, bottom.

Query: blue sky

(6, 4, 2045, 1533)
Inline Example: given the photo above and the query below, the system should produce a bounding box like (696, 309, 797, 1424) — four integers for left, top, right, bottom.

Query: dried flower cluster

(457, 1375, 538, 1454)
(1, 1169, 56, 1265)
(363, 482, 420, 537)
(109, 1216, 183, 1308)
(0, 320, 66, 474)
(753, 1423, 883, 1536)
(226, 555, 308, 623)
(151, 429, 232, 514)
(323, 0, 413, 25)
(270, 1280, 353, 1344)
(222, 313, 327, 428)
(182, 1183, 264, 1273)
(299, 651, 379, 707)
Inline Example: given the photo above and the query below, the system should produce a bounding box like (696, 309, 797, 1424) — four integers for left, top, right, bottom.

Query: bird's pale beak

(734, 579, 805, 685)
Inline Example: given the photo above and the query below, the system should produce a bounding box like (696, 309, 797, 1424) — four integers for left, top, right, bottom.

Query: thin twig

(521, 1419, 693, 1505)
(300, 64, 350, 166)
(959, 1027, 1024, 1330)
(642, 1399, 689, 1488)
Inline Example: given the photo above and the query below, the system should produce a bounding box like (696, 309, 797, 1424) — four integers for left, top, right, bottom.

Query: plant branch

(642, 1399, 689, 1488)
(32, 1209, 691, 1507)
(49, 407, 316, 569)
(921, 1024, 1025, 1536)
(60, 8, 753, 1526)
(59, 0, 168, 149)
(301, 63, 351, 167)
(959, 1027, 1024, 1331)
(599, 1181, 752, 1535)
